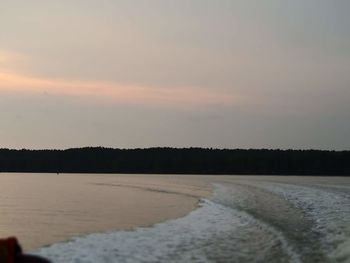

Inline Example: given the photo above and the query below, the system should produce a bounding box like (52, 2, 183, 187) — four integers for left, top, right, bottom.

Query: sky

(0, 0, 349, 150)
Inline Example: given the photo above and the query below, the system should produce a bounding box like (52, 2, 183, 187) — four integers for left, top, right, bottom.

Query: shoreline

(0, 173, 212, 251)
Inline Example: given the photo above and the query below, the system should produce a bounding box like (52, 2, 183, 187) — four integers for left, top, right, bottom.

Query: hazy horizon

(1, 1, 349, 150)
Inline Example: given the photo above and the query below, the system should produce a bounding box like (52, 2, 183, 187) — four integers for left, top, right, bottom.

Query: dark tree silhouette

(0, 147, 349, 175)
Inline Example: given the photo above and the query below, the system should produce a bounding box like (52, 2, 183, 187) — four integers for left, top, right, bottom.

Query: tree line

(0, 147, 349, 175)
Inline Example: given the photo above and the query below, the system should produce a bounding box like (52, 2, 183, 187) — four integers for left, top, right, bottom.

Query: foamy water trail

(34, 179, 350, 263)
(260, 182, 350, 262)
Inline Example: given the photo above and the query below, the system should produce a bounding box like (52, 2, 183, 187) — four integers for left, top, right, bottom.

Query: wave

(34, 180, 350, 263)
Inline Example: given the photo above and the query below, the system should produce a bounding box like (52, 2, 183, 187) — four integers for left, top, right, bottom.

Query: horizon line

(0, 147, 349, 152)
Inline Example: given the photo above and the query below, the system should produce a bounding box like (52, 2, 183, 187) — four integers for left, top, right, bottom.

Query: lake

(1, 173, 349, 262)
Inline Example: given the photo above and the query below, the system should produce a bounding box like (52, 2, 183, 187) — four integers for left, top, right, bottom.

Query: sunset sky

(1, 0, 349, 150)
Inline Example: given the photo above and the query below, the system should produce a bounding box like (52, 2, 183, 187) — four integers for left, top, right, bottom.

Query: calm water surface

(0, 173, 207, 251)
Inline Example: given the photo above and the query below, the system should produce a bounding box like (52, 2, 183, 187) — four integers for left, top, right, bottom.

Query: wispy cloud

(0, 70, 236, 109)
(0, 48, 238, 109)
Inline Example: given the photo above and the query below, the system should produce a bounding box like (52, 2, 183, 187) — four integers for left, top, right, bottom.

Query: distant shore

(0, 147, 349, 175)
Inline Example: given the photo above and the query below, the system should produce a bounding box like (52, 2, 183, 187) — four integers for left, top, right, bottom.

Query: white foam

(34, 196, 300, 263)
(34, 200, 243, 263)
(258, 182, 350, 261)
(34, 180, 349, 263)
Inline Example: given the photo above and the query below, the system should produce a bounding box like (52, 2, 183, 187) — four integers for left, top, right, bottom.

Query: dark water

(35, 176, 350, 263)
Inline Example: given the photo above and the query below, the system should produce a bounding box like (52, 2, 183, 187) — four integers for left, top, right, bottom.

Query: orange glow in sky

(0, 70, 235, 108)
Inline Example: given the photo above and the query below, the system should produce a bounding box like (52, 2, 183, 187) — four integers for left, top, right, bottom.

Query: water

(0, 173, 209, 250)
(33, 176, 350, 263)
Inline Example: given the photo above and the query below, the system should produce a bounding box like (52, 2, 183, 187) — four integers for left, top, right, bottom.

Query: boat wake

(34, 179, 350, 263)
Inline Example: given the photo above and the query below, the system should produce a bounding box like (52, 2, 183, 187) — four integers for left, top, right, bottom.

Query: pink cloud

(0, 70, 236, 108)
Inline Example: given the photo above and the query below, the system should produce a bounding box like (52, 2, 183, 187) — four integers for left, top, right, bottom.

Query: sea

(32, 175, 350, 263)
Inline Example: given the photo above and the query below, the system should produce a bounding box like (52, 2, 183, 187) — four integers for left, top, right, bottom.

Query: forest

(0, 147, 349, 175)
